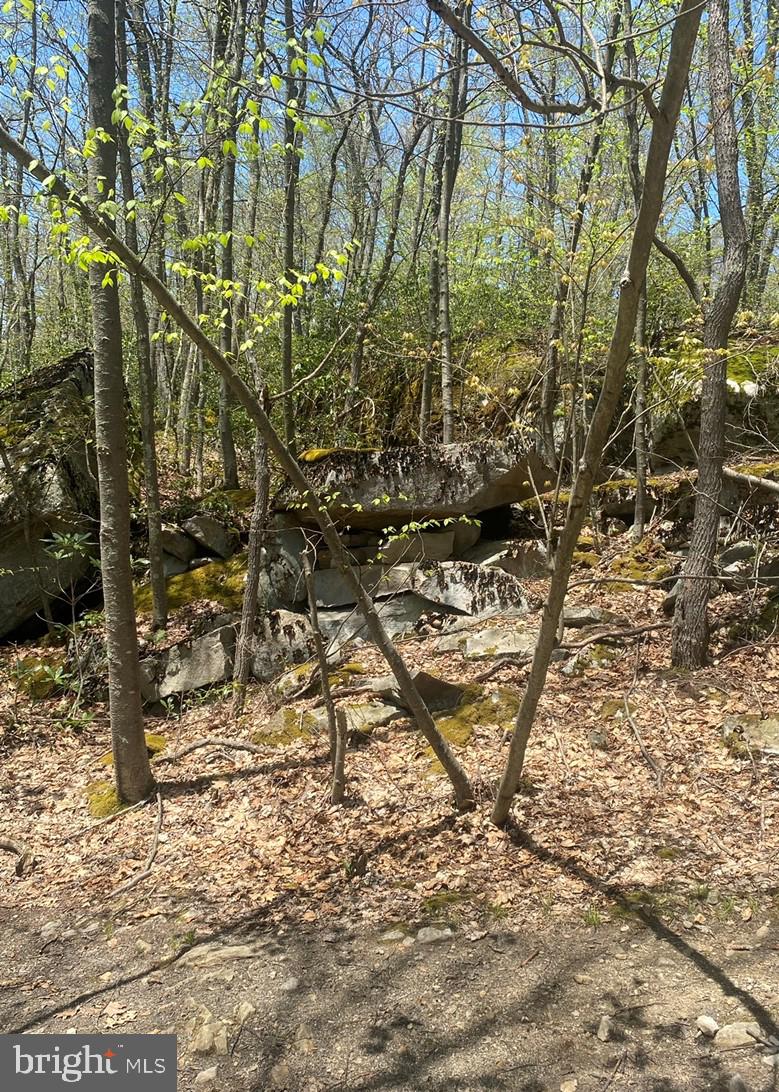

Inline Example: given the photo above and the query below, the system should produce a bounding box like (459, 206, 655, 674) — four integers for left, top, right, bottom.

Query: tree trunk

(232, 428, 269, 717)
(671, 0, 748, 668)
(490, 0, 704, 825)
(87, 0, 154, 803)
(116, 0, 167, 631)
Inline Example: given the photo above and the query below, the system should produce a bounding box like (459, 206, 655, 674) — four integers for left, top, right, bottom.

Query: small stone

(280, 976, 299, 992)
(235, 1000, 256, 1025)
(756, 925, 771, 942)
(40, 921, 59, 939)
(194, 1067, 218, 1089)
(82, 922, 101, 936)
(596, 1015, 614, 1042)
(380, 929, 406, 943)
(416, 926, 453, 945)
(270, 1061, 291, 1088)
(573, 973, 593, 985)
(696, 1015, 719, 1037)
(560, 1080, 579, 1092)
(136, 939, 153, 955)
(714, 1022, 762, 1050)
(191, 1026, 216, 1055)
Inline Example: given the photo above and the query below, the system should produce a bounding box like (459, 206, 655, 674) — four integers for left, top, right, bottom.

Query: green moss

(98, 731, 167, 766)
(327, 661, 367, 689)
(135, 555, 247, 614)
(86, 780, 122, 818)
(299, 447, 380, 463)
(421, 890, 472, 918)
(573, 550, 599, 569)
(253, 707, 318, 745)
(656, 846, 681, 861)
(733, 459, 779, 479)
(427, 686, 519, 771)
(609, 537, 672, 584)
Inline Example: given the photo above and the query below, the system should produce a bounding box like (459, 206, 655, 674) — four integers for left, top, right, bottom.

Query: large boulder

(0, 351, 99, 637)
(138, 609, 316, 700)
(139, 615, 237, 702)
(273, 440, 552, 531)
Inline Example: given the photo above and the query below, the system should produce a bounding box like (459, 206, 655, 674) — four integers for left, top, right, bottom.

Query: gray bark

(490, 0, 704, 825)
(671, 0, 748, 668)
(87, 0, 154, 803)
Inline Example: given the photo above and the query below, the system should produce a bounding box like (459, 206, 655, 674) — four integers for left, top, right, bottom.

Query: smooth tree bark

(280, 0, 304, 454)
(86, 0, 154, 803)
(216, 0, 248, 490)
(302, 547, 338, 763)
(116, 0, 167, 631)
(0, 127, 475, 812)
(671, 0, 748, 667)
(232, 425, 270, 717)
(488, 0, 704, 825)
(438, 16, 469, 443)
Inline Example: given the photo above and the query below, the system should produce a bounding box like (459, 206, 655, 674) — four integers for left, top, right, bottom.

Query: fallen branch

(472, 656, 533, 683)
(156, 737, 271, 764)
(0, 837, 35, 877)
(723, 466, 779, 497)
(623, 696, 665, 790)
(109, 791, 163, 898)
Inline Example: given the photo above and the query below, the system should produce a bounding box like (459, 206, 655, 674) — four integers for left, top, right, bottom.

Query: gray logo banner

(0, 1035, 177, 1088)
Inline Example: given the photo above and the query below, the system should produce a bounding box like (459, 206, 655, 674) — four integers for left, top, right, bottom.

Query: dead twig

(472, 656, 532, 683)
(601, 1048, 628, 1090)
(64, 796, 152, 843)
(109, 791, 163, 898)
(156, 737, 270, 764)
(0, 837, 35, 877)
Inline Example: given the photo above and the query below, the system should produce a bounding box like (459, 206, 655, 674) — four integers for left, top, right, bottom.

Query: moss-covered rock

(609, 537, 672, 584)
(254, 707, 319, 745)
(135, 555, 247, 614)
(85, 780, 122, 818)
(427, 685, 520, 771)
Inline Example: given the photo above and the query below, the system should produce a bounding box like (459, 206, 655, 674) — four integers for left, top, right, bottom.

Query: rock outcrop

(0, 351, 98, 637)
(273, 439, 552, 531)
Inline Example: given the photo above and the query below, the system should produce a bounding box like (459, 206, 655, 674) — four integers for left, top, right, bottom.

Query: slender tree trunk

(217, 0, 248, 490)
(232, 428, 269, 717)
(438, 18, 468, 444)
(672, 0, 748, 667)
(116, 0, 167, 630)
(490, 0, 704, 825)
(87, 0, 154, 803)
(302, 548, 338, 762)
(280, 0, 302, 453)
(420, 129, 445, 441)
(633, 287, 650, 538)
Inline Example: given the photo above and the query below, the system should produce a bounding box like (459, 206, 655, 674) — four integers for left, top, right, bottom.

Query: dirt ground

(2, 902, 778, 1091)
(2, 573, 779, 1089)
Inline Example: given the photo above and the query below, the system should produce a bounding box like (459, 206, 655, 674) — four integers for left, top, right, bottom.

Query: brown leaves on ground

(1, 575, 777, 941)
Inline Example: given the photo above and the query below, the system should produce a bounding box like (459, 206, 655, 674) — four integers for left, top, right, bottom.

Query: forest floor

(1, 569, 779, 1090)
